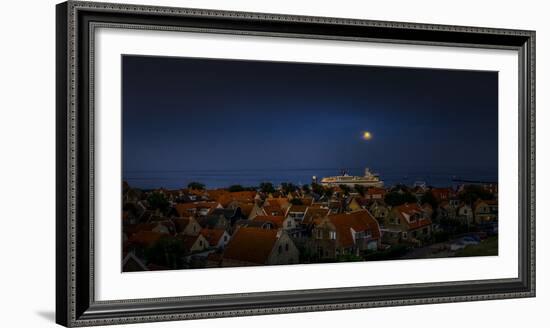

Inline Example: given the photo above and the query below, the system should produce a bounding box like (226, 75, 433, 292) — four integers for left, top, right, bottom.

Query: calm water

(123, 167, 497, 190)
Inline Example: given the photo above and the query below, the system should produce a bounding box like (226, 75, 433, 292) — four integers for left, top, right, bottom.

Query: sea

(123, 167, 497, 190)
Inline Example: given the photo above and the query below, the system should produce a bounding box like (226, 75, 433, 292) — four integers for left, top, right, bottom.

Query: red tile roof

(252, 215, 285, 228)
(200, 228, 227, 246)
(301, 197, 314, 206)
(171, 217, 194, 233)
(174, 202, 219, 217)
(431, 188, 453, 200)
(235, 203, 254, 216)
(266, 198, 289, 208)
(124, 223, 157, 236)
(217, 191, 257, 207)
(288, 204, 308, 213)
(177, 234, 204, 250)
(128, 231, 164, 247)
(222, 227, 279, 264)
(263, 205, 285, 216)
(473, 199, 498, 211)
(206, 189, 230, 201)
(303, 207, 330, 225)
(395, 203, 432, 230)
(367, 187, 386, 196)
(328, 210, 381, 248)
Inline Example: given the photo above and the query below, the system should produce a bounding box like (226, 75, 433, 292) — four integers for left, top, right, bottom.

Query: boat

(320, 168, 384, 188)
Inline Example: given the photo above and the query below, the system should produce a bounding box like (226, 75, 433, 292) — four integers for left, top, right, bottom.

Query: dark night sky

(122, 55, 498, 187)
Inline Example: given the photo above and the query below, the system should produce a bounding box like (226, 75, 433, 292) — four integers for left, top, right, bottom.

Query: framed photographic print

(56, 1, 535, 326)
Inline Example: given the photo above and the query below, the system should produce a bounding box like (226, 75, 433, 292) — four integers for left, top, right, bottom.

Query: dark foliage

(384, 191, 417, 206)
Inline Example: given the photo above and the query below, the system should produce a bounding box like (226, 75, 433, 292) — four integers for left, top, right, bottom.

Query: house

(196, 214, 231, 231)
(187, 188, 208, 200)
(252, 215, 297, 230)
(247, 203, 268, 220)
(210, 207, 246, 226)
(473, 200, 498, 224)
(205, 189, 229, 202)
(346, 197, 365, 212)
(174, 202, 222, 217)
(412, 185, 427, 200)
(286, 191, 303, 202)
(200, 228, 231, 249)
(236, 203, 254, 217)
(265, 198, 291, 212)
(127, 230, 165, 248)
(422, 203, 434, 219)
(216, 191, 257, 207)
(221, 227, 299, 267)
(366, 187, 386, 200)
(123, 221, 173, 237)
(123, 201, 148, 224)
(368, 200, 390, 225)
(262, 204, 286, 217)
(178, 234, 209, 254)
(457, 204, 474, 224)
(301, 197, 314, 206)
(384, 203, 432, 245)
(234, 219, 276, 230)
(123, 184, 142, 204)
(327, 200, 344, 213)
(309, 210, 381, 260)
(441, 197, 462, 218)
(171, 217, 202, 236)
(302, 207, 331, 226)
(431, 188, 454, 202)
(286, 204, 308, 223)
(329, 210, 381, 253)
(125, 230, 166, 259)
(436, 201, 453, 222)
(122, 252, 148, 272)
(205, 252, 224, 268)
(482, 183, 498, 196)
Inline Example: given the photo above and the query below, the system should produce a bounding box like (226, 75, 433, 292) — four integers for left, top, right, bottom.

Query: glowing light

(362, 131, 372, 140)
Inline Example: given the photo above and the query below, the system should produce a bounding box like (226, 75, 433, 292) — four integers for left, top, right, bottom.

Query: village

(122, 180, 499, 271)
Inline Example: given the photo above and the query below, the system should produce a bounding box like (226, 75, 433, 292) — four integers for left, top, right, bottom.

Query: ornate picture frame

(56, 1, 535, 326)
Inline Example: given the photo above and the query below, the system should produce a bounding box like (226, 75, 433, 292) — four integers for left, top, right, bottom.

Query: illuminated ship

(320, 168, 383, 187)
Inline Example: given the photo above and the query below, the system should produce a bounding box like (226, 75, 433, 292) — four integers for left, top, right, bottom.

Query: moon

(362, 131, 373, 141)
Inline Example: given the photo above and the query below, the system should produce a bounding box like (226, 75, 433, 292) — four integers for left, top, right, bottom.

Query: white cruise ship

(320, 168, 384, 188)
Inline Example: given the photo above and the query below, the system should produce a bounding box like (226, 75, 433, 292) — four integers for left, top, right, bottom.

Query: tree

(228, 184, 245, 192)
(302, 184, 311, 194)
(390, 184, 410, 193)
(145, 237, 185, 269)
(290, 198, 304, 205)
(339, 184, 351, 195)
(421, 190, 438, 209)
(259, 182, 275, 194)
(459, 185, 494, 205)
(354, 184, 366, 197)
(311, 183, 333, 198)
(187, 182, 205, 190)
(147, 192, 169, 214)
(311, 183, 324, 196)
(281, 182, 298, 194)
(384, 191, 417, 207)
